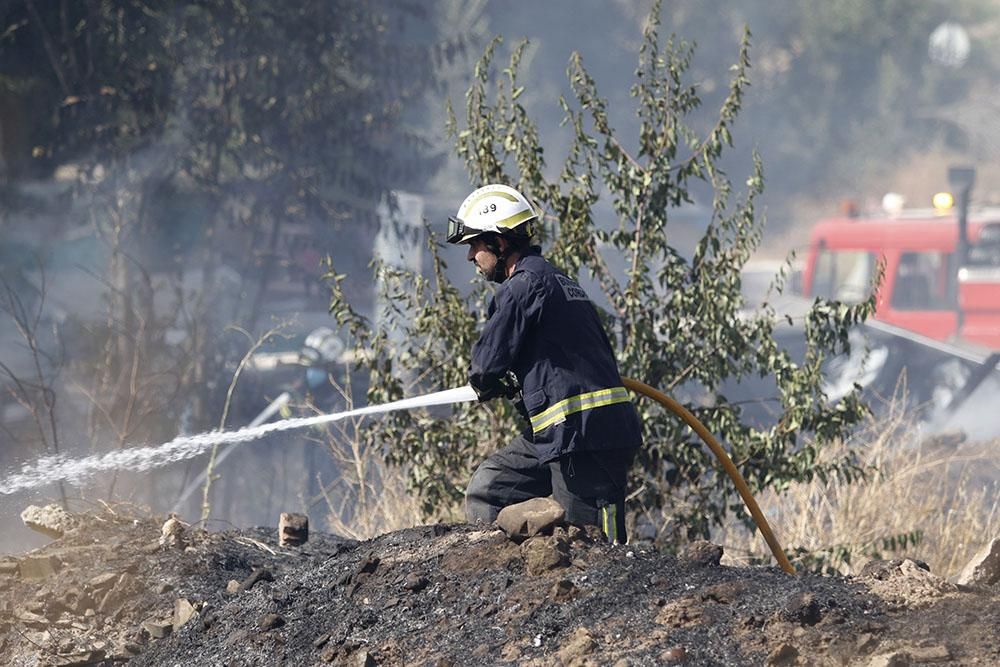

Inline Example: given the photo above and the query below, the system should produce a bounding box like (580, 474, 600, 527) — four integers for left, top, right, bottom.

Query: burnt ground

(0, 508, 998, 666)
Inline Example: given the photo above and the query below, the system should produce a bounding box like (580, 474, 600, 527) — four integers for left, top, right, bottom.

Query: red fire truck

(799, 182, 1000, 421)
(803, 210, 1000, 348)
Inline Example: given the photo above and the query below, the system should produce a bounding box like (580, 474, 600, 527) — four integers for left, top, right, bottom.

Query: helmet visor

(446, 216, 468, 244)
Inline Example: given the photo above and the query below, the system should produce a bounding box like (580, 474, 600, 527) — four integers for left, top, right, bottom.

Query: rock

(313, 633, 330, 649)
(278, 512, 309, 546)
(867, 650, 912, 667)
(356, 650, 376, 666)
(225, 580, 241, 595)
(702, 581, 747, 604)
(861, 559, 957, 608)
(497, 497, 566, 541)
(500, 642, 521, 662)
(172, 598, 197, 631)
(20, 504, 76, 539)
(680, 540, 724, 567)
(782, 592, 823, 625)
(16, 610, 49, 627)
(142, 618, 173, 639)
(98, 573, 139, 614)
(357, 556, 380, 575)
(45, 649, 107, 666)
(557, 627, 596, 665)
(86, 572, 118, 592)
(61, 587, 93, 616)
(656, 597, 705, 628)
(154, 582, 174, 594)
(19, 555, 61, 581)
(0, 559, 19, 576)
(856, 632, 878, 652)
(549, 578, 576, 602)
(521, 535, 570, 575)
(239, 567, 274, 592)
(659, 646, 687, 663)
(122, 642, 143, 656)
(956, 538, 1000, 587)
(402, 572, 428, 592)
(140, 541, 162, 555)
(767, 643, 799, 665)
(909, 645, 951, 662)
(257, 613, 285, 630)
(159, 516, 187, 549)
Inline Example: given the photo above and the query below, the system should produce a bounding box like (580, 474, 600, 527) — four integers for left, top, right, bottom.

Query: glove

(470, 370, 521, 403)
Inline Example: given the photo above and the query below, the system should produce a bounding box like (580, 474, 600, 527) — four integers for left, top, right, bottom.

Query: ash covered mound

(1, 508, 998, 666)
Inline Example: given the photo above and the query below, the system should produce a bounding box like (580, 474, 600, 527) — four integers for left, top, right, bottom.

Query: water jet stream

(0, 385, 478, 496)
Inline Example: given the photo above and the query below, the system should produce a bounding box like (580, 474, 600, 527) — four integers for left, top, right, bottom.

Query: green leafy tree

(330, 2, 879, 545)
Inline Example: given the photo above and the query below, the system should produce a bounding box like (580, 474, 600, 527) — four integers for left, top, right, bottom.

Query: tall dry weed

(305, 382, 461, 541)
(715, 399, 1000, 578)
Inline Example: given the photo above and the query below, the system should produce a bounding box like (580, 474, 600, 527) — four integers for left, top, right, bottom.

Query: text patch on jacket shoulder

(554, 274, 590, 302)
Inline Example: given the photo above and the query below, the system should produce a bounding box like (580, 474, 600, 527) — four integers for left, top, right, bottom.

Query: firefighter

(446, 183, 643, 543)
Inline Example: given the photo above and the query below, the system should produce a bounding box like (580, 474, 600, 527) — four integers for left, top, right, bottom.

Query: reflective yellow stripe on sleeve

(529, 386, 631, 434)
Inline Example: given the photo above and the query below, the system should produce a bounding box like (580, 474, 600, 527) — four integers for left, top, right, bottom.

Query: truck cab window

(891, 252, 953, 311)
(812, 250, 875, 303)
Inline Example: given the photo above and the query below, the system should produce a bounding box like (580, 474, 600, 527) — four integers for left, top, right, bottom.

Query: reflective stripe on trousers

(600, 499, 627, 544)
(529, 386, 631, 434)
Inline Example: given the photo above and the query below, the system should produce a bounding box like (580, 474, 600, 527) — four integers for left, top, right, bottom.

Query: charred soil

(0, 509, 998, 666)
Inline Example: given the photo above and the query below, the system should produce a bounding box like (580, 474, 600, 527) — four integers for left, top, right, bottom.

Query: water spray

(0, 385, 477, 497)
(171, 391, 292, 513)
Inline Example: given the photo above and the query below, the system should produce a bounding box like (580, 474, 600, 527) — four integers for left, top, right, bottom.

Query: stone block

(497, 497, 565, 541)
(557, 627, 596, 665)
(143, 618, 173, 639)
(238, 567, 274, 592)
(521, 535, 570, 575)
(956, 538, 1000, 587)
(767, 643, 799, 666)
(173, 598, 197, 631)
(21, 504, 75, 539)
(61, 587, 94, 616)
(909, 645, 951, 662)
(257, 613, 285, 630)
(16, 610, 49, 628)
(279, 512, 309, 546)
(86, 572, 118, 592)
(19, 555, 61, 581)
(46, 649, 107, 666)
(867, 651, 912, 667)
(680, 540, 724, 567)
(159, 517, 187, 549)
(402, 572, 428, 592)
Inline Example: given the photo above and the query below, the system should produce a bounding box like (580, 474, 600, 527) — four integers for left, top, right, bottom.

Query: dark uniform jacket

(469, 247, 643, 462)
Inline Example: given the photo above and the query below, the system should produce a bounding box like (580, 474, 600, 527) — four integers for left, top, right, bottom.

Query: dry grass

(715, 403, 1000, 578)
(305, 382, 462, 541)
(316, 447, 434, 542)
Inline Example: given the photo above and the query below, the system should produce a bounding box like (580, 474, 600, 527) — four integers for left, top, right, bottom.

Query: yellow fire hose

(621, 376, 796, 574)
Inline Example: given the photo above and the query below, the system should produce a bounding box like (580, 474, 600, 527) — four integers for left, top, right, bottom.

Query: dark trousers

(465, 435, 635, 542)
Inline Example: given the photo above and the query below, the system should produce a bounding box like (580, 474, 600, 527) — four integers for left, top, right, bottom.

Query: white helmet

(446, 183, 538, 244)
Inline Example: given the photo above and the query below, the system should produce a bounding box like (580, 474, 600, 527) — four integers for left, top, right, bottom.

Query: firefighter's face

(467, 237, 498, 278)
